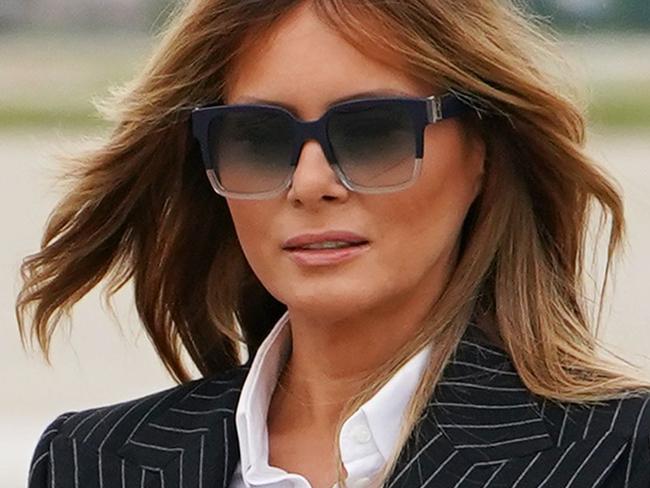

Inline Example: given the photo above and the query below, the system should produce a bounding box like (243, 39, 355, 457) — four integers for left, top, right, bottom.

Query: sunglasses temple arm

(427, 94, 478, 123)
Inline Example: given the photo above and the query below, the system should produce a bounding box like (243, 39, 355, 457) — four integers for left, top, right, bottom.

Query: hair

(15, 0, 650, 486)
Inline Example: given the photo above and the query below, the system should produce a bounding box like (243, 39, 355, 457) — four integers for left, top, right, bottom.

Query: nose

(286, 138, 350, 203)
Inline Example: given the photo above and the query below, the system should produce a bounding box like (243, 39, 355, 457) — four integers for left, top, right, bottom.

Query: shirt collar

(361, 341, 431, 460)
(234, 310, 431, 482)
(235, 310, 292, 483)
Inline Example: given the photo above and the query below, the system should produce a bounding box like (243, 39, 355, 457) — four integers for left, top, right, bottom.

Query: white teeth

(300, 241, 357, 250)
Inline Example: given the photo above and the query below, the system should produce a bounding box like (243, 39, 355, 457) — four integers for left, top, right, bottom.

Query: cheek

(379, 125, 482, 267)
(226, 200, 276, 274)
(377, 194, 462, 278)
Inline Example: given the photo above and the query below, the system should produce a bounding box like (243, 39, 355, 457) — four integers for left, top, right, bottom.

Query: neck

(267, 239, 461, 431)
(272, 270, 449, 429)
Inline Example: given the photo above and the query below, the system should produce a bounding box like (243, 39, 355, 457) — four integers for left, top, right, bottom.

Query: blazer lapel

(114, 365, 247, 488)
(427, 324, 553, 463)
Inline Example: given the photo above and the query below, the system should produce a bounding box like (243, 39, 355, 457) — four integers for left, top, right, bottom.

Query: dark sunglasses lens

(328, 102, 416, 188)
(208, 108, 293, 194)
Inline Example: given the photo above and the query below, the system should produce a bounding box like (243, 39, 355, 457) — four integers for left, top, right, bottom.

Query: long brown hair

(16, 0, 650, 486)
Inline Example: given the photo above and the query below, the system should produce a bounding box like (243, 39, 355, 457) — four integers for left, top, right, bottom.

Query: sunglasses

(190, 91, 474, 200)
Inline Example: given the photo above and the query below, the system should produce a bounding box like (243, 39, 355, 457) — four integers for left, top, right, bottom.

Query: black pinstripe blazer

(28, 324, 650, 487)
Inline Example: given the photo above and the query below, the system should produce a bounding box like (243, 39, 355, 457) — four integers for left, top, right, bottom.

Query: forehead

(223, 3, 433, 111)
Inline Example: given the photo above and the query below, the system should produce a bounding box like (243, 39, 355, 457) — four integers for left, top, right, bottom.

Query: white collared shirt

(229, 310, 432, 488)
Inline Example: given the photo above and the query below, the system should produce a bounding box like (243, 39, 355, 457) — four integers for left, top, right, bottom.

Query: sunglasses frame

(190, 91, 474, 200)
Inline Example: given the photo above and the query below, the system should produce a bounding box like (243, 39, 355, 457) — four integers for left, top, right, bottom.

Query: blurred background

(1, 1, 649, 486)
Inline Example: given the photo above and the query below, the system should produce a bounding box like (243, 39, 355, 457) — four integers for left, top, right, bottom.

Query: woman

(18, 0, 650, 487)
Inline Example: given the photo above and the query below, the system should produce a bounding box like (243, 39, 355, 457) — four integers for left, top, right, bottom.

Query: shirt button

(351, 424, 372, 444)
(351, 477, 372, 488)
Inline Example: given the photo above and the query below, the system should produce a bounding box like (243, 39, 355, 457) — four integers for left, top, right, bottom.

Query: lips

(282, 230, 369, 250)
(284, 241, 371, 266)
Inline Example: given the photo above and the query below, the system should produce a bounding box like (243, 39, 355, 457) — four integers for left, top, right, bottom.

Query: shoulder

(462, 326, 650, 447)
(534, 390, 650, 484)
(27, 365, 249, 487)
(539, 389, 650, 445)
(455, 330, 650, 482)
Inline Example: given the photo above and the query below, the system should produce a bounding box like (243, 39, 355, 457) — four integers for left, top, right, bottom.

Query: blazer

(28, 324, 650, 488)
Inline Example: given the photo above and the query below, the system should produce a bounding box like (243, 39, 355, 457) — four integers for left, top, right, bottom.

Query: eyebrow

(231, 89, 416, 112)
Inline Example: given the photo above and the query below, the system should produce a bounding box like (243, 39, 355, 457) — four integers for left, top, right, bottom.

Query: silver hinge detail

(427, 95, 443, 123)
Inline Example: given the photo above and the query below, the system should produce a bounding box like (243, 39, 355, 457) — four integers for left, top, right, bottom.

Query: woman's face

(223, 3, 485, 320)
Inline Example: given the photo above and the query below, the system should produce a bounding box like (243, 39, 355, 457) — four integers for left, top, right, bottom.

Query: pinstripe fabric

(28, 324, 650, 487)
